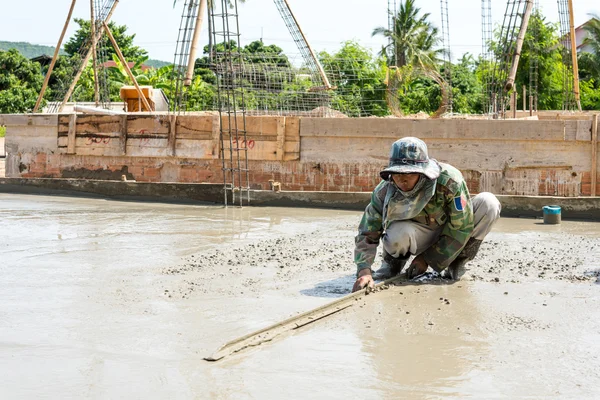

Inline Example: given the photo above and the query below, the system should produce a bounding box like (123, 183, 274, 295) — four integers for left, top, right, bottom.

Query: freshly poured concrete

(1, 193, 599, 399)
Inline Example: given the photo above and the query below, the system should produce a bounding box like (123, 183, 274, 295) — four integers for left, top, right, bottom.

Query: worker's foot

(373, 253, 409, 280)
(444, 238, 483, 281)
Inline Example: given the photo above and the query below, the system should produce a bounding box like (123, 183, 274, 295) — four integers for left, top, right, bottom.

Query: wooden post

(119, 115, 128, 155)
(58, 0, 119, 112)
(102, 21, 153, 112)
(529, 95, 534, 117)
(523, 85, 526, 112)
(505, 0, 534, 92)
(510, 92, 517, 119)
(276, 117, 286, 161)
(67, 113, 77, 155)
(168, 115, 177, 156)
(592, 114, 598, 197)
(568, 0, 582, 112)
(33, 0, 78, 113)
(211, 113, 220, 158)
(90, 0, 100, 106)
(185, 0, 207, 86)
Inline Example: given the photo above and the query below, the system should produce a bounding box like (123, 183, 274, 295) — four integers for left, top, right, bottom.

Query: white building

(574, 19, 598, 54)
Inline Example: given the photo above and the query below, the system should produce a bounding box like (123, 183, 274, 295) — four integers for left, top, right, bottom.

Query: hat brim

(380, 159, 441, 181)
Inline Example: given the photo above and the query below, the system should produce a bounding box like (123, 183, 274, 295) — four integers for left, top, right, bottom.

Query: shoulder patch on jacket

(454, 195, 467, 212)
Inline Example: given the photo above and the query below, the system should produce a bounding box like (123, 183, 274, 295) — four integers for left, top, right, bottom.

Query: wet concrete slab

(1, 193, 599, 398)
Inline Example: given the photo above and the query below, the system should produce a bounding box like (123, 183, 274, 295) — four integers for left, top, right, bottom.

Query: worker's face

(392, 173, 421, 192)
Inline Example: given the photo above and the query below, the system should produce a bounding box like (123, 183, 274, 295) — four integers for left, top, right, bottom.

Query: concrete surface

(2, 178, 600, 220)
(1, 193, 599, 399)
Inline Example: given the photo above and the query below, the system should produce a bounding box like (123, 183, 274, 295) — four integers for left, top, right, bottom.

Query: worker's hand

(352, 269, 375, 293)
(406, 254, 428, 279)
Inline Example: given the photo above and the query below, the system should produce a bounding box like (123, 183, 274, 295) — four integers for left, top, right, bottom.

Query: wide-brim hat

(380, 137, 441, 181)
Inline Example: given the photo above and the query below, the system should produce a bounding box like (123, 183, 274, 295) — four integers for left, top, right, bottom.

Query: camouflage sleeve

(421, 180, 474, 271)
(354, 181, 388, 274)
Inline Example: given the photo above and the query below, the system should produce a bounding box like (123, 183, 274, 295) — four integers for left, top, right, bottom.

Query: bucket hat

(380, 137, 441, 181)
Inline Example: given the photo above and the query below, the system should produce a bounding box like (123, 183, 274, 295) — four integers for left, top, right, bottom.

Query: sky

(0, 0, 598, 63)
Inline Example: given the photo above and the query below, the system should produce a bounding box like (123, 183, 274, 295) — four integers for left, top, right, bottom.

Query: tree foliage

(64, 19, 148, 62)
(0, 49, 45, 113)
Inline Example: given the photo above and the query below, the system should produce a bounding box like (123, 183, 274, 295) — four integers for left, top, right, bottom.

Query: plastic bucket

(543, 205, 561, 225)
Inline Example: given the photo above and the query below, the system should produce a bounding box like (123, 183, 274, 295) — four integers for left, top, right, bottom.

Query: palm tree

(372, 0, 441, 70)
(580, 15, 600, 79)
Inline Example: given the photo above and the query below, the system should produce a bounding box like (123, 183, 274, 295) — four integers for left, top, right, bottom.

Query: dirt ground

(1, 193, 599, 399)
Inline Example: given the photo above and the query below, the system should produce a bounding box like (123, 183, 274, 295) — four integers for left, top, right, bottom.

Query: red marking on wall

(232, 139, 256, 150)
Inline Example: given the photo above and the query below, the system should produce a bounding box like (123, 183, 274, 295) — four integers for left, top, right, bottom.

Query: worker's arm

(354, 181, 388, 275)
(421, 180, 474, 271)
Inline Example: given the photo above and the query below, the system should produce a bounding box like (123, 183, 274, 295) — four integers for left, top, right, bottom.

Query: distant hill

(0, 40, 171, 69)
(145, 59, 171, 69)
(0, 41, 64, 58)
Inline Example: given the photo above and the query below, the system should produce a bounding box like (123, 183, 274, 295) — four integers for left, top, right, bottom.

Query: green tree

(0, 49, 45, 113)
(64, 19, 148, 62)
(319, 41, 388, 117)
(450, 54, 483, 114)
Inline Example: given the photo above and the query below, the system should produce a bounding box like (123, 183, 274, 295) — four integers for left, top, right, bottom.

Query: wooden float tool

(204, 275, 406, 361)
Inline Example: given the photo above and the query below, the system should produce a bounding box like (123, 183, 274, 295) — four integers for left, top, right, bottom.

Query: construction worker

(352, 137, 501, 292)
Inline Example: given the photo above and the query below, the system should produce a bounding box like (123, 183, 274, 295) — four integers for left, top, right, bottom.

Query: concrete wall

(2, 113, 599, 196)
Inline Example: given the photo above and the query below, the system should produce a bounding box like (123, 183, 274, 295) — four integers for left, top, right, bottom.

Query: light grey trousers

(382, 192, 501, 258)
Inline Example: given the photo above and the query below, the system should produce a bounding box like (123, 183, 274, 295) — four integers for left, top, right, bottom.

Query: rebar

(557, 0, 577, 111)
(481, 0, 492, 114)
(209, 0, 250, 207)
(171, 0, 200, 113)
(440, 0, 452, 114)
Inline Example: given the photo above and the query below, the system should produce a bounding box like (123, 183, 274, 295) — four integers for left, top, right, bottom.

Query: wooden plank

(222, 140, 278, 161)
(300, 119, 568, 141)
(569, 120, 593, 141)
(276, 117, 286, 161)
(211, 113, 220, 158)
(76, 115, 122, 135)
(175, 140, 214, 159)
(67, 113, 77, 155)
(127, 115, 170, 135)
(592, 114, 598, 197)
(222, 116, 281, 136)
(74, 136, 122, 156)
(58, 115, 70, 134)
(177, 115, 214, 136)
(285, 117, 300, 140)
(175, 132, 212, 141)
(168, 114, 177, 157)
(205, 274, 406, 362)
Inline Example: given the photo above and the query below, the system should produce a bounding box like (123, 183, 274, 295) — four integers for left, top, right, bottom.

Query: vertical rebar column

(557, 0, 576, 111)
(172, 0, 200, 113)
(209, 0, 250, 207)
(440, 0, 452, 114)
(388, 0, 398, 66)
(489, 0, 527, 118)
(528, 0, 540, 112)
(481, 0, 492, 114)
(272, 0, 332, 90)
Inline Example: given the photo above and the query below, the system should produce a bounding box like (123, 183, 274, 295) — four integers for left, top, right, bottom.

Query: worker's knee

(473, 192, 501, 221)
(383, 221, 439, 257)
(472, 192, 501, 240)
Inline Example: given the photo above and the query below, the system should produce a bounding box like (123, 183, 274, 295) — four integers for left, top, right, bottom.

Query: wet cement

(1, 193, 599, 399)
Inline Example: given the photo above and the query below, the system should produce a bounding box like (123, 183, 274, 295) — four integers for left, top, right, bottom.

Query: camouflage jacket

(354, 163, 474, 273)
